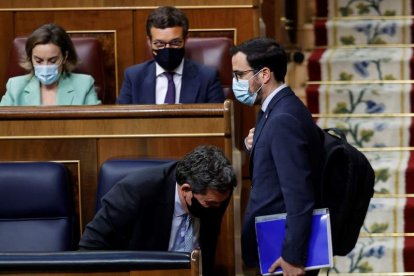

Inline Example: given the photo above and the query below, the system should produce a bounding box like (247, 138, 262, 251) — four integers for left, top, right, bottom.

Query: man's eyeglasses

(152, 39, 184, 49)
(232, 69, 256, 82)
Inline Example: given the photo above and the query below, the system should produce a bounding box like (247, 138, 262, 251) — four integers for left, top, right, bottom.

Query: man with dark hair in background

(117, 6, 225, 104)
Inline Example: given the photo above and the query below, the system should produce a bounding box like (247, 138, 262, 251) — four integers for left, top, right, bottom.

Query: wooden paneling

(0, 101, 240, 276)
(0, 0, 257, 8)
(0, 5, 258, 151)
(0, 12, 14, 88)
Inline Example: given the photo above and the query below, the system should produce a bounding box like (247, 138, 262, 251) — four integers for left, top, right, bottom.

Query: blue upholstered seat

(0, 162, 76, 251)
(95, 159, 173, 212)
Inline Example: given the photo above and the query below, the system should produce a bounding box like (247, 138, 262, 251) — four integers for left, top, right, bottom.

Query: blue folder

(255, 208, 333, 275)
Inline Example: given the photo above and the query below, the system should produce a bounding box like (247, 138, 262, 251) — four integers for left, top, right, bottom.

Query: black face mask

(186, 195, 209, 218)
(153, 47, 185, 71)
(186, 192, 231, 218)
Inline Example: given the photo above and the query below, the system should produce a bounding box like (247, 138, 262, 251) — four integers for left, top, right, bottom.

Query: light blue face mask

(232, 70, 263, 106)
(34, 64, 61, 85)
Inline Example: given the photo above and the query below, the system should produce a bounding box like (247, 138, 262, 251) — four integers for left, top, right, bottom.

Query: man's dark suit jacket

(241, 87, 323, 267)
(116, 59, 225, 104)
(79, 162, 228, 276)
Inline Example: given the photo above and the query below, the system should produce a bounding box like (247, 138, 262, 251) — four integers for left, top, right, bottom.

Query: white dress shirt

(155, 60, 184, 104)
(168, 183, 200, 251)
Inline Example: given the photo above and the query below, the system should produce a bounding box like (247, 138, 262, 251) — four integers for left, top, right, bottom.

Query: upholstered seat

(95, 159, 173, 212)
(5, 36, 107, 103)
(0, 162, 76, 251)
(146, 37, 233, 98)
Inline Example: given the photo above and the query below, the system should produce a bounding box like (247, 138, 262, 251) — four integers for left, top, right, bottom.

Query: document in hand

(255, 208, 333, 275)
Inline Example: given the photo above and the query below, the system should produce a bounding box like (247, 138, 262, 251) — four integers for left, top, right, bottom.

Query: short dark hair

(146, 6, 189, 39)
(22, 23, 78, 74)
(230, 37, 287, 82)
(176, 145, 237, 194)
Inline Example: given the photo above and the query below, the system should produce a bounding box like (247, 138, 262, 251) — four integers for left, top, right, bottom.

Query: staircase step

(316, 117, 412, 147)
(316, 0, 413, 18)
(306, 83, 413, 114)
(332, 236, 413, 272)
(314, 18, 414, 47)
(308, 47, 414, 82)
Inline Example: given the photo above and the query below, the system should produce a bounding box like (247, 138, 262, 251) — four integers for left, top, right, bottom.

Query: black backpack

(318, 128, 375, 256)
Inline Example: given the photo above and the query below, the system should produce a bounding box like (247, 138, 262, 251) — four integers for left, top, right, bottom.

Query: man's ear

(262, 67, 272, 83)
(179, 183, 193, 203)
(147, 36, 156, 55)
(180, 183, 192, 192)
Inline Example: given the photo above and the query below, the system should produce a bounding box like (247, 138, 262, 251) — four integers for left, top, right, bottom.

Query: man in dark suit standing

(230, 38, 323, 275)
(117, 6, 225, 104)
(79, 145, 236, 276)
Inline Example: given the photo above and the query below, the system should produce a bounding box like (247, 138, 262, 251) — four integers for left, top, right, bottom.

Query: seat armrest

(0, 251, 192, 271)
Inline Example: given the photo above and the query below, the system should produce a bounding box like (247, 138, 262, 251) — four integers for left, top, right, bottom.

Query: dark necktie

(253, 109, 265, 149)
(164, 72, 175, 104)
(256, 109, 264, 126)
(250, 109, 265, 179)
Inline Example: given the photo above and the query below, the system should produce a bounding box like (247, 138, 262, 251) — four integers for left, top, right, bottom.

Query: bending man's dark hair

(176, 145, 237, 194)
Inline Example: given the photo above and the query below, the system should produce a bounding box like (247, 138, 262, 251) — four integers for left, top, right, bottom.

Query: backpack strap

(319, 128, 352, 208)
(324, 128, 347, 141)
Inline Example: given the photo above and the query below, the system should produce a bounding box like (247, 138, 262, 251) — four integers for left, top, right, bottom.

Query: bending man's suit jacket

(242, 87, 323, 267)
(79, 162, 228, 276)
(0, 73, 101, 106)
(116, 59, 225, 104)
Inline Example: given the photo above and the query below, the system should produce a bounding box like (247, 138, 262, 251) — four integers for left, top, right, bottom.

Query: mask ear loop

(249, 69, 265, 95)
(247, 68, 263, 81)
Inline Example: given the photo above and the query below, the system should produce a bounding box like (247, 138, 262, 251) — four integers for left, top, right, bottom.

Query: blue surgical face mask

(34, 64, 61, 85)
(232, 70, 264, 106)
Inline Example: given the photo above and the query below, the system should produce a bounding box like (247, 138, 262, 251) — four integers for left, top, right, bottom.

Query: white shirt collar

(174, 183, 187, 217)
(261, 83, 288, 112)
(155, 59, 184, 77)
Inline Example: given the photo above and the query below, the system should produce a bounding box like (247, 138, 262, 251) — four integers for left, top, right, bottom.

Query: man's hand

(244, 128, 255, 151)
(268, 257, 305, 276)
